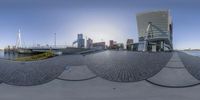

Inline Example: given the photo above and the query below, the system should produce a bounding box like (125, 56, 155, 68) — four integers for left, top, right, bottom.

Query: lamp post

(54, 33, 56, 48)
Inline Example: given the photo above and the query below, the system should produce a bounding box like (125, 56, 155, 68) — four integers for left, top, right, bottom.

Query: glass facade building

(77, 34, 85, 48)
(136, 10, 173, 51)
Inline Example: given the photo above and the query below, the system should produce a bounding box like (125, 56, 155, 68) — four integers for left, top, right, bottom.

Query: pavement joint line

(56, 76, 98, 81)
(146, 52, 200, 88)
(146, 79, 200, 88)
(165, 67, 185, 69)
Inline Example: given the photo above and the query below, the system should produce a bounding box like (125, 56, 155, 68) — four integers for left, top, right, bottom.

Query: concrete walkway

(1, 77, 200, 100)
(178, 51, 200, 80)
(57, 65, 97, 81)
(147, 52, 200, 87)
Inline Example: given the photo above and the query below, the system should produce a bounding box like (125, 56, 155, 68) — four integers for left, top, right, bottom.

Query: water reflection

(0, 50, 33, 60)
(182, 51, 200, 57)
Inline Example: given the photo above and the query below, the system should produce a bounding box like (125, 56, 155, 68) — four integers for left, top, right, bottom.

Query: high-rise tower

(136, 10, 173, 51)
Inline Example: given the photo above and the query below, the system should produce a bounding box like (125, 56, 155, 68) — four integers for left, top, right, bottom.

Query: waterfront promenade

(0, 50, 200, 99)
(85, 51, 172, 82)
(147, 52, 200, 87)
(0, 55, 85, 86)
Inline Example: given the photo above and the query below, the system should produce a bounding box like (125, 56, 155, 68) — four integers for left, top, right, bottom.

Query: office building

(136, 10, 173, 52)
(126, 39, 134, 50)
(92, 42, 106, 50)
(87, 38, 93, 49)
(109, 40, 114, 48)
(77, 34, 85, 48)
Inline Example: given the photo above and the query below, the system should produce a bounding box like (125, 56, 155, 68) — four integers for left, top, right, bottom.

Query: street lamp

(54, 33, 56, 48)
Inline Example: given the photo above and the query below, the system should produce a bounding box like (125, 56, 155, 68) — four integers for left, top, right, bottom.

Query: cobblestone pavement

(147, 52, 200, 88)
(0, 55, 85, 86)
(4, 51, 200, 86)
(178, 52, 200, 81)
(84, 51, 172, 82)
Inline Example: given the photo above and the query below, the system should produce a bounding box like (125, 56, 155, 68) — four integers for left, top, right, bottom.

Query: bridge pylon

(16, 29, 22, 48)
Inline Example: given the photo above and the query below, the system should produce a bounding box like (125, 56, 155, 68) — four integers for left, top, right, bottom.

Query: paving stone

(84, 50, 172, 82)
(147, 52, 200, 87)
(178, 52, 200, 80)
(0, 55, 85, 86)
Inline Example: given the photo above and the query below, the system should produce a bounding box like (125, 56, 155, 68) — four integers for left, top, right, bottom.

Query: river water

(0, 50, 33, 60)
(0, 50, 200, 60)
(182, 51, 200, 57)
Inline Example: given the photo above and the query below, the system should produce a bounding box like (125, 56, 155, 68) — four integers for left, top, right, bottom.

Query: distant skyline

(0, 0, 200, 49)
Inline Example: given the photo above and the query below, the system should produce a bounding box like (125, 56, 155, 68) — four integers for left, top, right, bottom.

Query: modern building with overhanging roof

(136, 10, 173, 52)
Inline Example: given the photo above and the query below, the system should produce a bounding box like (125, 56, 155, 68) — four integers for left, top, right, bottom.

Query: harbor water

(1, 50, 200, 60)
(0, 50, 33, 60)
(182, 51, 200, 57)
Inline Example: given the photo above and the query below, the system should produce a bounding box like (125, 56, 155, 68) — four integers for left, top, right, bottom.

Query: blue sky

(0, 0, 200, 49)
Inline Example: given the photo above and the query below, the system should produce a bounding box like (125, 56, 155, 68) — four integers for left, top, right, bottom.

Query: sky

(0, 0, 200, 49)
